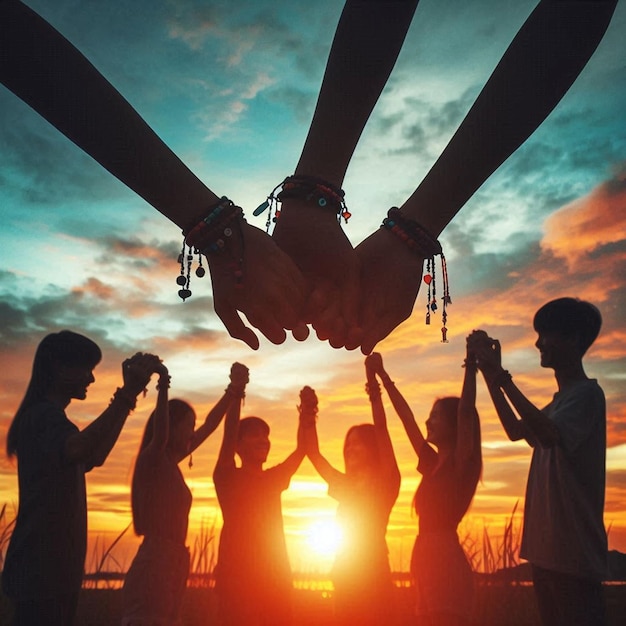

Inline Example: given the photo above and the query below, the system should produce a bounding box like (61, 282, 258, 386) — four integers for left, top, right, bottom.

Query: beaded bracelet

(176, 198, 245, 301)
(225, 384, 246, 400)
(382, 207, 451, 343)
(492, 369, 512, 388)
(111, 387, 137, 411)
(254, 174, 351, 232)
(365, 381, 382, 400)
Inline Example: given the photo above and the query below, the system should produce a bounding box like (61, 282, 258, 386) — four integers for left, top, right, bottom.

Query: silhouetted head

(236, 416, 270, 465)
(533, 297, 602, 359)
(425, 397, 460, 448)
(7, 330, 102, 457)
(343, 423, 379, 476)
(139, 399, 196, 458)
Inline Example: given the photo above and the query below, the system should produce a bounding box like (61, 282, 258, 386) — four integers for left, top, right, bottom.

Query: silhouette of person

(469, 298, 607, 626)
(372, 348, 481, 625)
(272, 0, 618, 352)
(300, 356, 401, 626)
(212, 374, 305, 626)
(2, 330, 161, 626)
(121, 362, 248, 626)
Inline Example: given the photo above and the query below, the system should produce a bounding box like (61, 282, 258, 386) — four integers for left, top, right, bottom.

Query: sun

(305, 519, 343, 557)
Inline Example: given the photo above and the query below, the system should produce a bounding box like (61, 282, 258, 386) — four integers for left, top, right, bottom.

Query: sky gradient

(1, 0, 625, 575)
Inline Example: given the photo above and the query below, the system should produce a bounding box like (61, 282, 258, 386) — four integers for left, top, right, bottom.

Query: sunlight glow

(306, 519, 343, 557)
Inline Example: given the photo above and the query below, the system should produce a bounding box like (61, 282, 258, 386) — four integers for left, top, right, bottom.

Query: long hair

(131, 398, 195, 535)
(343, 423, 380, 474)
(413, 396, 482, 516)
(6, 330, 102, 457)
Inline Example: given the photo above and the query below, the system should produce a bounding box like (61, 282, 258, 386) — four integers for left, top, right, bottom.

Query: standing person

(121, 362, 249, 626)
(213, 375, 305, 626)
(469, 297, 607, 626)
(2, 330, 161, 626)
(371, 348, 481, 626)
(300, 353, 401, 626)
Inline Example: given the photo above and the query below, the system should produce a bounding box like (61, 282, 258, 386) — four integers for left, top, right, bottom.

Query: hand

(121, 352, 163, 396)
(364, 352, 385, 376)
(272, 197, 361, 348)
(208, 221, 310, 350)
(467, 330, 502, 375)
(229, 362, 249, 388)
(298, 386, 318, 422)
(354, 227, 425, 354)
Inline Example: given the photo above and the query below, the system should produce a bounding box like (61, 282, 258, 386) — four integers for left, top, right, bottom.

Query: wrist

(492, 369, 512, 389)
(254, 174, 351, 232)
(111, 387, 137, 411)
(225, 383, 246, 399)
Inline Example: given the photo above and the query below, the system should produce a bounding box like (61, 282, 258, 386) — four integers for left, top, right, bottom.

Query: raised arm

(214, 365, 248, 473)
(0, 1, 307, 350)
(364, 354, 401, 482)
(369, 354, 426, 457)
(271, 0, 420, 349)
(186, 362, 249, 459)
(469, 331, 550, 447)
(64, 352, 161, 467)
(455, 341, 481, 468)
(356, 0, 618, 354)
(144, 363, 171, 454)
(300, 386, 343, 485)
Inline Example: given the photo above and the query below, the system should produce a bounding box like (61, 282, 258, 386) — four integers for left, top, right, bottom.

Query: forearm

(457, 364, 480, 462)
(65, 386, 138, 466)
(295, 0, 418, 184)
(215, 399, 241, 469)
(401, 0, 618, 235)
(150, 381, 170, 450)
(189, 390, 236, 453)
(0, 1, 219, 228)
(499, 374, 558, 447)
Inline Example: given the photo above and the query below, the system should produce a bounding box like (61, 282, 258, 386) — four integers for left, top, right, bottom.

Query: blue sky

(1, 0, 625, 571)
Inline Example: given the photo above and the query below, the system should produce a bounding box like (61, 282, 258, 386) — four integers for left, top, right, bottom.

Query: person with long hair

(370, 347, 481, 626)
(300, 353, 401, 626)
(2, 330, 160, 626)
(121, 362, 249, 626)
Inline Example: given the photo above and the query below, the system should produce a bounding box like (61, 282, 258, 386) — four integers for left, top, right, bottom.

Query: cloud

(542, 166, 626, 270)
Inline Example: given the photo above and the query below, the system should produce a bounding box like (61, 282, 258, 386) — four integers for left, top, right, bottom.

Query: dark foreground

(1, 583, 625, 625)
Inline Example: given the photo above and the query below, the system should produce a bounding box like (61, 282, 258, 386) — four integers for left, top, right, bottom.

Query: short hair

(533, 298, 602, 354)
(238, 416, 270, 440)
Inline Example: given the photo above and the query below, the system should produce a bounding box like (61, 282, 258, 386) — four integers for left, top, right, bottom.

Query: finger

(215, 304, 260, 350)
(360, 320, 394, 356)
(305, 285, 329, 321)
(339, 261, 362, 341)
(291, 323, 310, 342)
(245, 306, 288, 346)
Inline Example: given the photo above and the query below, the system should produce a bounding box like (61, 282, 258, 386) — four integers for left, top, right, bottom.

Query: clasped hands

(210, 196, 425, 354)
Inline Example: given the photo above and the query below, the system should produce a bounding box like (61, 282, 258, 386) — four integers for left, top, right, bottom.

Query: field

(1, 581, 625, 625)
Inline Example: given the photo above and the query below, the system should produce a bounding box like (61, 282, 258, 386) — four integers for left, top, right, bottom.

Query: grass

(1, 503, 625, 625)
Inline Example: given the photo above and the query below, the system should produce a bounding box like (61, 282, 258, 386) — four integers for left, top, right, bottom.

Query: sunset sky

(1, 0, 625, 576)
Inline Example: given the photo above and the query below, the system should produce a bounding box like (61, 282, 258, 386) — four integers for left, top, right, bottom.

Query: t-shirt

(213, 461, 293, 597)
(328, 470, 399, 587)
(414, 442, 480, 534)
(521, 379, 607, 581)
(2, 401, 89, 600)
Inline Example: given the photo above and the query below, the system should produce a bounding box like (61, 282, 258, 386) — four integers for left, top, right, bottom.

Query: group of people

(0, 0, 618, 352)
(2, 297, 609, 626)
(0, 0, 615, 624)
